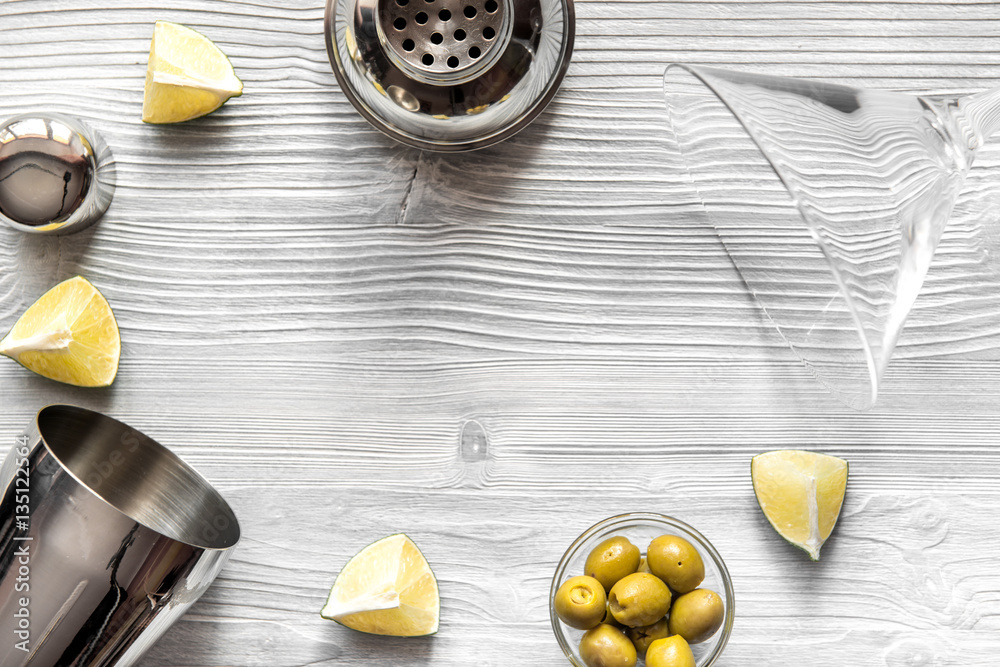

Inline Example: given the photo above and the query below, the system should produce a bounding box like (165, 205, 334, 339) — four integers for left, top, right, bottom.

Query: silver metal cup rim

(0, 113, 115, 235)
(34, 404, 241, 551)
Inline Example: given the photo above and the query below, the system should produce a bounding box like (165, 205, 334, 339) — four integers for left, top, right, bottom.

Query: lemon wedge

(0, 276, 121, 387)
(321, 534, 440, 637)
(751, 450, 848, 561)
(142, 20, 243, 124)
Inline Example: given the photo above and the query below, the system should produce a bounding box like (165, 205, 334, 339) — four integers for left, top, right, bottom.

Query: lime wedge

(321, 534, 440, 637)
(751, 450, 848, 561)
(142, 21, 243, 124)
(0, 276, 121, 387)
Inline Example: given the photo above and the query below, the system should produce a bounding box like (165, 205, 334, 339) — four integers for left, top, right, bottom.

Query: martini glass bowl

(664, 65, 1000, 409)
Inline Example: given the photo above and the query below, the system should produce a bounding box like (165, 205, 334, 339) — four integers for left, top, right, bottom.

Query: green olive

(585, 536, 641, 593)
(579, 624, 637, 667)
(645, 635, 695, 667)
(646, 535, 705, 594)
(608, 572, 672, 627)
(625, 617, 670, 655)
(554, 576, 607, 630)
(602, 601, 624, 629)
(636, 557, 651, 574)
(668, 588, 724, 644)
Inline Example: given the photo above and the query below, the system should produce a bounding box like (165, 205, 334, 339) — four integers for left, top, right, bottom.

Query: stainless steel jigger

(0, 114, 116, 235)
(0, 405, 240, 666)
(325, 0, 575, 151)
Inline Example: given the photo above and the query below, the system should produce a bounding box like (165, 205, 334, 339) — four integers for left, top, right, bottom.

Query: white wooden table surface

(3, 0, 1000, 665)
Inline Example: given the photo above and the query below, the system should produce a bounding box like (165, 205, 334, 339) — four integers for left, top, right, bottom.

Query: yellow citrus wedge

(321, 534, 440, 637)
(0, 276, 120, 387)
(751, 450, 848, 561)
(142, 20, 243, 124)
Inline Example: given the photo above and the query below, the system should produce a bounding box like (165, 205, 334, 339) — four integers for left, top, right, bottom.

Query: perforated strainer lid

(324, 0, 575, 151)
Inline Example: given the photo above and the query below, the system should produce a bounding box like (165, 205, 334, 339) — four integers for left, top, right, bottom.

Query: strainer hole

(393, 17, 407, 30)
(483, 26, 495, 39)
(423, 0, 435, 3)
(447, 56, 460, 68)
(468, 45, 481, 59)
(454, 28, 467, 41)
(438, 8, 452, 21)
(415, 11, 428, 23)
(430, 32, 443, 44)
(422, 53, 435, 66)
(485, 0, 498, 13)
(463, 5, 477, 18)
(395, 0, 409, 5)
(402, 38, 415, 51)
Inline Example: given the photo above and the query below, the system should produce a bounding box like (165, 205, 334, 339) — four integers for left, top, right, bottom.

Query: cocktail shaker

(325, 0, 575, 150)
(0, 405, 239, 666)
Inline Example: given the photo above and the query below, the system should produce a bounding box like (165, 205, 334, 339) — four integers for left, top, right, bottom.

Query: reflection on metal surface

(24, 580, 89, 662)
(0, 114, 115, 235)
(325, 0, 575, 151)
(388, 85, 422, 111)
(0, 405, 239, 666)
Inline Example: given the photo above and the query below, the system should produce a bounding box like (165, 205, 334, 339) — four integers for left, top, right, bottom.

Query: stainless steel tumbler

(0, 405, 240, 666)
(0, 114, 116, 235)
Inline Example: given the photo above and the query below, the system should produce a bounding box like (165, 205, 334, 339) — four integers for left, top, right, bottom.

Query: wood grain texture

(2, 0, 1000, 665)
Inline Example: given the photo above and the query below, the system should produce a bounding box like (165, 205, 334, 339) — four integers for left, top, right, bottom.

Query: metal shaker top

(380, 0, 510, 84)
(325, 0, 575, 151)
(0, 114, 115, 235)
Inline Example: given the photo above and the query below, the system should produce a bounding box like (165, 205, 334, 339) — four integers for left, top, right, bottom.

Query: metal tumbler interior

(0, 114, 115, 235)
(325, 0, 575, 150)
(0, 405, 239, 667)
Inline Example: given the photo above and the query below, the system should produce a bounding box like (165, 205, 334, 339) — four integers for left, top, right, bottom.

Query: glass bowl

(550, 513, 734, 667)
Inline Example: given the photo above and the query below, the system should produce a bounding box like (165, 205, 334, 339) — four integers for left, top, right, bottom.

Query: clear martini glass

(664, 65, 1000, 409)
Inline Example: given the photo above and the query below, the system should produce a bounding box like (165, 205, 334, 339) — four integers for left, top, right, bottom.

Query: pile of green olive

(554, 534, 725, 667)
